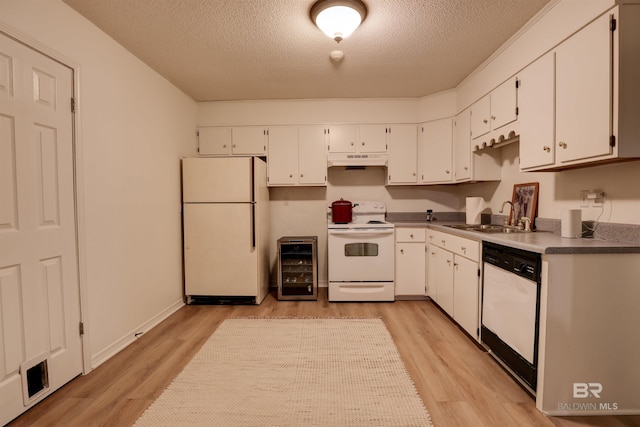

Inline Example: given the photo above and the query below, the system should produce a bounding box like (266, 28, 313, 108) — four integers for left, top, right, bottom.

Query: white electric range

(327, 201, 395, 302)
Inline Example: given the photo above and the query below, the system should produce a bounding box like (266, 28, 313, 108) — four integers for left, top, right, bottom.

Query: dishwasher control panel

(482, 242, 541, 283)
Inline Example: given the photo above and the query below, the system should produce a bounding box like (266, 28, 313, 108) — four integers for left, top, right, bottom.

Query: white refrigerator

(182, 157, 270, 304)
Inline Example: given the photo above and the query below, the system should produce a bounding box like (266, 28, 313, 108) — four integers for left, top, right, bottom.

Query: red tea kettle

(330, 198, 353, 223)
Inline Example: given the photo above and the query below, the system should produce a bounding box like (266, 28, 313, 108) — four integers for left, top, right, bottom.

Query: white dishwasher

(481, 242, 541, 394)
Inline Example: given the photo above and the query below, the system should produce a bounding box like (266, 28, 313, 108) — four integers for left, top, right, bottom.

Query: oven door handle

(329, 229, 395, 236)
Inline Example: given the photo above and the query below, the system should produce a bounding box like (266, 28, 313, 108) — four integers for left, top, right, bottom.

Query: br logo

(573, 383, 603, 398)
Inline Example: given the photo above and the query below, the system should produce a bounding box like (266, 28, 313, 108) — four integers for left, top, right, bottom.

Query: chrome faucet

(500, 201, 516, 226)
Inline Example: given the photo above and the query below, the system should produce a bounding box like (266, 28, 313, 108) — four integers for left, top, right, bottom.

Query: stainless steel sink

(444, 224, 536, 233)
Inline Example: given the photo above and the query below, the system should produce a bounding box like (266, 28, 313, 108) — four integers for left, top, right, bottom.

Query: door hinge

(610, 17, 617, 32)
(516, 106, 519, 116)
(610, 135, 616, 147)
(477, 268, 481, 277)
(71, 97, 76, 113)
(515, 79, 520, 89)
(79, 322, 84, 336)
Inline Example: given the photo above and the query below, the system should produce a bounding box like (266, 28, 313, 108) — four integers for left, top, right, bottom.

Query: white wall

(1, 0, 197, 369)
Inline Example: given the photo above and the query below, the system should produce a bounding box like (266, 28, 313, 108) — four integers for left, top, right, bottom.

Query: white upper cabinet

(453, 108, 471, 182)
(327, 124, 387, 153)
(357, 124, 388, 153)
(298, 125, 328, 185)
(197, 127, 232, 156)
(454, 108, 501, 183)
(470, 77, 518, 142)
(232, 126, 268, 155)
(555, 10, 612, 165)
(387, 124, 418, 184)
(470, 96, 491, 140)
(490, 78, 518, 131)
(267, 126, 299, 185)
(267, 125, 326, 187)
(519, 5, 640, 171)
(418, 118, 453, 184)
(198, 126, 267, 156)
(518, 52, 555, 170)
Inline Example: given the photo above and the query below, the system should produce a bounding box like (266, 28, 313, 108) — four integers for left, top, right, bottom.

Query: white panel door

(0, 33, 82, 425)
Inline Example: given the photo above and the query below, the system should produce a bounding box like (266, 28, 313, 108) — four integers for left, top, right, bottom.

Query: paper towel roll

(561, 209, 582, 238)
(465, 197, 485, 225)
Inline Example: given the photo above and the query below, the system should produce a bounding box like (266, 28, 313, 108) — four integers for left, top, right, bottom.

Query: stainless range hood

(327, 153, 388, 167)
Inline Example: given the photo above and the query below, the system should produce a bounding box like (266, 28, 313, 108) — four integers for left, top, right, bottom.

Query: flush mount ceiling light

(310, 0, 367, 43)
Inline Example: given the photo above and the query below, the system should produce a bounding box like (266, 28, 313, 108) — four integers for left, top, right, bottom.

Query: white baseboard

(89, 299, 184, 371)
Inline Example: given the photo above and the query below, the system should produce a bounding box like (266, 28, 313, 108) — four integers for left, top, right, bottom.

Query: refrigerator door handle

(251, 201, 257, 249)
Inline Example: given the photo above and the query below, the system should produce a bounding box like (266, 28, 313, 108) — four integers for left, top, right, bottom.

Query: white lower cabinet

(452, 255, 479, 338)
(395, 228, 426, 297)
(427, 229, 480, 340)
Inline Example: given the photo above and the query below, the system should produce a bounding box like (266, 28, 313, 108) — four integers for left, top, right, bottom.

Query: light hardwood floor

(8, 289, 639, 427)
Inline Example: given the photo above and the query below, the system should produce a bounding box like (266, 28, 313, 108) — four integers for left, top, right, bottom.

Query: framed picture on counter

(511, 182, 539, 226)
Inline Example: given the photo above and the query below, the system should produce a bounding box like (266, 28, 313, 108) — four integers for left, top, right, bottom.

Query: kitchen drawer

(428, 229, 479, 262)
(446, 234, 479, 262)
(396, 227, 425, 243)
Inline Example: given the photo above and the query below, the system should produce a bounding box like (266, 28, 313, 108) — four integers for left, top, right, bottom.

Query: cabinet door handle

(543, 145, 551, 152)
(483, 119, 488, 124)
(461, 246, 466, 253)
(559, 141, 568, 149)
(491, 115, 496, 120)
(441, 240, 446, 245)
(410, 234, 414, 238)
(289, 174, 293, 178)
(445, 170, 450, 174)
(300, 174, 304, 178)
(400, 249, 404, 254)
(361, 142, 365, 146)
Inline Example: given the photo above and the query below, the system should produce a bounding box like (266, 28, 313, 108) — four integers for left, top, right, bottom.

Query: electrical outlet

(580, 190, 590, 207)
(591, 189, 605, 207)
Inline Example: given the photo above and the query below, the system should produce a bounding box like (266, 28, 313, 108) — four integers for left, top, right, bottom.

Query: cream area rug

(134, 318, 433, 426)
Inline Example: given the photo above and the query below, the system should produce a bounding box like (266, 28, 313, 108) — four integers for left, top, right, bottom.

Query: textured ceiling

(62, 0, 551, 102)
